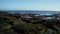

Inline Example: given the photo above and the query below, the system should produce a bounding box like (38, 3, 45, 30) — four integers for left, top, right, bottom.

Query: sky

(0, 0, 60, 11)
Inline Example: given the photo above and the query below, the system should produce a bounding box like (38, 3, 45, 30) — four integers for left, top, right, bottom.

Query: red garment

(27, 18, 31, 21)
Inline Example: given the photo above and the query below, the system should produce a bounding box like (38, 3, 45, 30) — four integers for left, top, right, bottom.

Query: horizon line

(0, 10, 60, 11)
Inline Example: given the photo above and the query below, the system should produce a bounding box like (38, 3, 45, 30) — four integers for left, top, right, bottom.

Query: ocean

(7, 10, 60, 15)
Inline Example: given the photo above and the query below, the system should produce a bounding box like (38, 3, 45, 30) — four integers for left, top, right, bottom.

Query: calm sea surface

(8, 10, 60, 15)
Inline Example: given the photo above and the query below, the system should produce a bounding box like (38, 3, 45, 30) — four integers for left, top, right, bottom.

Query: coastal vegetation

(0, 11, 60, 34)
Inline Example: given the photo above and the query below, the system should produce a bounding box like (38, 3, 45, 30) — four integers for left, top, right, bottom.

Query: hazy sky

(0, 0, 60, 11)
